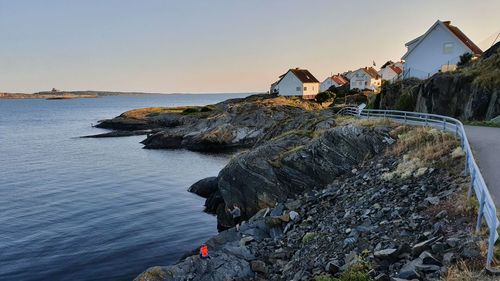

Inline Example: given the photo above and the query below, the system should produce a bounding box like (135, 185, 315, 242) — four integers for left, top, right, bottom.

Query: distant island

(0, 89, 165, 100)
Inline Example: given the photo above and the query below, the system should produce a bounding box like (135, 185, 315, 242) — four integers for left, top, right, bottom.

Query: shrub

(315, 263, 372, 281)
(457, 52, 473, 68)
(316, 91, 336, 105)
(349, 88, 361, 94)
(200, 106, 214, 112)
(182, 107, 200, 114)
(394, 93, 416, 111)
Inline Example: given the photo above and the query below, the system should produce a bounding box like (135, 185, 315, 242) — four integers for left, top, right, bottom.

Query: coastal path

(465, 125, 500, 207)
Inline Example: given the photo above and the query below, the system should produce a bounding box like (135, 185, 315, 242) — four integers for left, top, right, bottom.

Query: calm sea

(0, 94, 249, 281)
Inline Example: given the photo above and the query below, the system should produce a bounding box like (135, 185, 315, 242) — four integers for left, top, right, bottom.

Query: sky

(1, 0, 499, 94)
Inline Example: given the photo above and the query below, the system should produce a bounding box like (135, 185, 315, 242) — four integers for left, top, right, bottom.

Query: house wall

(350, 70, 381, 92)
(302, 82, 320, 99)
(378, 68, 398, 82)
(350, 70, 370, 90)
(320, 78, 333, 92)
(404, 23, 471, 79)
(276, 71, 303, 96)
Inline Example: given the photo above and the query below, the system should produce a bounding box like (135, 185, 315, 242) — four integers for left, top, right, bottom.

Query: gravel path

(464, 125, 500, 206)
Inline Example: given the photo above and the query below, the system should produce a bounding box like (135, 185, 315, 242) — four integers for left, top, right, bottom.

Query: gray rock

(436, 210, 448, 219)
(412, 237, 440, 256)
(419, 251, 442, 266)
(188, 177, 218, 198)
(424, 196, 440, 205)
(325, 260, 340, 275)
(398, 258, 422, 279)
(374, 248, 398, 260)
(251, 260, 268, 274)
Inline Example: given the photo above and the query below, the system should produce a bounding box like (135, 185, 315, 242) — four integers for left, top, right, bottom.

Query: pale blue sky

(1, 0, 499, 93)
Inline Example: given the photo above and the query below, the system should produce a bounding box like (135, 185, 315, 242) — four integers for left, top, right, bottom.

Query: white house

(378, 63, 402, 82)
(402, 20, 483, 79)
(320, 74, 349, 92)
(349, 67, 382, 92)
(271, 68, 320, 99)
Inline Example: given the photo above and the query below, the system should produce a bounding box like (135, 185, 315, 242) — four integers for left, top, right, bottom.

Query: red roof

(389, 65, 402, 75)
(331, 75, 348, 85)
(362, 67, 380, 79)
(442, 21, 482, 55)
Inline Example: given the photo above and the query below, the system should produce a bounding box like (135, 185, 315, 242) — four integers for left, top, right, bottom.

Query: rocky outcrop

(94, 94, 326, 152)
(216, 125, 391, 225)
(137, 142, 479, 281)
(414, 73, 500, 121)
(188, 177, 218, 199)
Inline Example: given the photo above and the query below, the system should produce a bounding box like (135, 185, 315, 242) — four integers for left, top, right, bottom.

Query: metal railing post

(476, 189, 485, 233)
(468, 168, 475, 200)
(487, 218, 497, 266)
(443, 118, 446, 130)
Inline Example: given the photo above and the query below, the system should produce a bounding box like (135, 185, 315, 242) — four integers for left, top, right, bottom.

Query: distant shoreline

(0, 91, 259, 100)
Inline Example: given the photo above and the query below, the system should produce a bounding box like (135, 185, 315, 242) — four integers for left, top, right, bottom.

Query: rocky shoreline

(94, 95, 486, 280)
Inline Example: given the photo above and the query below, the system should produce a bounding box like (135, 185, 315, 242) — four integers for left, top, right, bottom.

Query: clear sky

(1, 0, 499, 93)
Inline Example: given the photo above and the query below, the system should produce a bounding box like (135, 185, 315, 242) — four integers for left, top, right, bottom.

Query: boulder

(188, 177, 219, 198)
(251, 260, 268, 274)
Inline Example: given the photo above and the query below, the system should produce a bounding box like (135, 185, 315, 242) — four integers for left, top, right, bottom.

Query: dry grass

(426, 188, 477, 223)
(253, 96, 323, 110)
(334, 116, 397, 127)
(387, 126, 459, 162)
(120, 107, 187, 119)
(444, 261, 497, 281)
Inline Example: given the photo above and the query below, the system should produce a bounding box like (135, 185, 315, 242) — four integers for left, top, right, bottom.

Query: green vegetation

(316, 91, 336, 105)
(313, 263, 372, 281)
(463, 120, 500, 128)
(459, 48, 500, 89)
(457, 52, 473, 68)
(302, 232, 319, 244)
(379, 78, 421, 110)
(394, 92, 416, 111)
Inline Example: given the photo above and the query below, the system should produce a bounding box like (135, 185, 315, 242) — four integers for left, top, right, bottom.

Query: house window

(304, 86, 307, 91)
(443, 42, 454, 54)
(364, 81, 368, 86)
(296, 87, 300, 91)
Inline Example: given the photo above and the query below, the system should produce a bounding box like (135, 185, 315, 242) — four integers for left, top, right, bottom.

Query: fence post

(464, 151, 470, 176)
(442, 118, 446, 130)
(404, 112, 407, 124)
(468, 168, 475, 200)
(487, 218, 497, 267)
(476, 189, 485, 233)
(424, 115, 428, 126)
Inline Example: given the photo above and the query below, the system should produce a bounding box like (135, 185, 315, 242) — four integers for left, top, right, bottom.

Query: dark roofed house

(402, 20, 482, 79)
(271, 68, 320, 100)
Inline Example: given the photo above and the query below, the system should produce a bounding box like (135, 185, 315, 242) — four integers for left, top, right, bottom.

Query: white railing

(339, 104, 499, 267)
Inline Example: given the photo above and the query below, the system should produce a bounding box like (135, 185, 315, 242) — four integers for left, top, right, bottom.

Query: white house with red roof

(402, 20, 483, 79)
(378, 63, 403, 82)
(320, 74, 349, 92)
(271, 68, 320, 99)
(349, 67, 382, 92)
